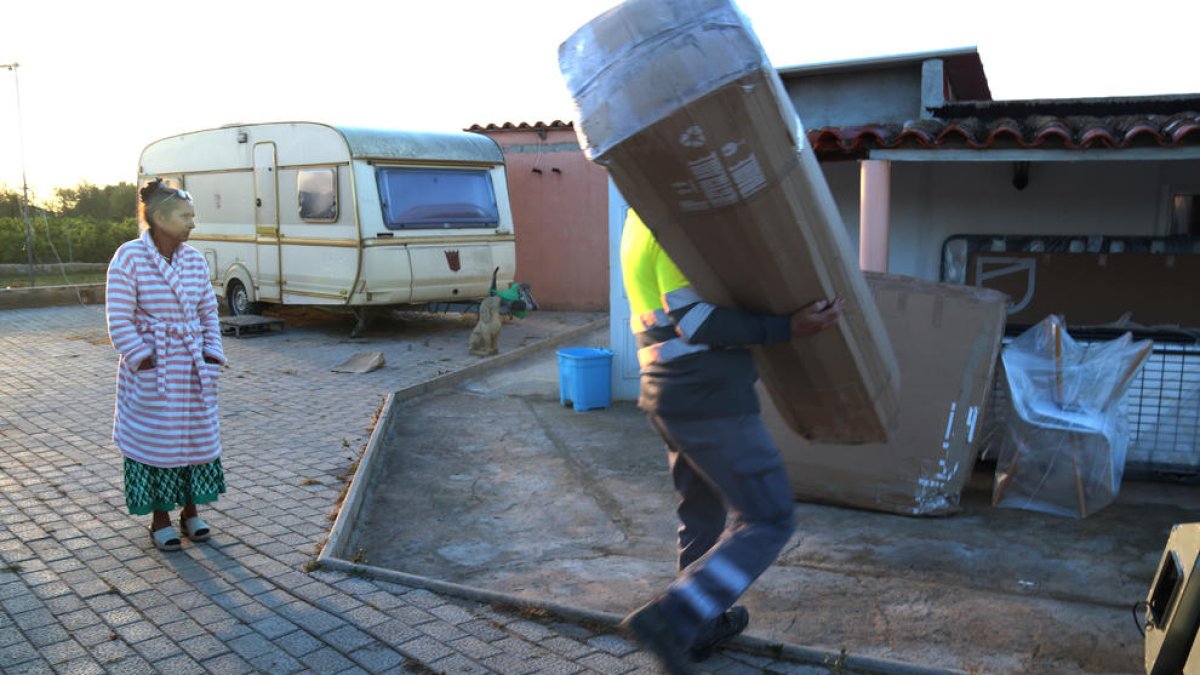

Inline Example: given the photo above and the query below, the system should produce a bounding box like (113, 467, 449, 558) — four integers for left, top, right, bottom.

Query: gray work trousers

(646, 412, 796, 646)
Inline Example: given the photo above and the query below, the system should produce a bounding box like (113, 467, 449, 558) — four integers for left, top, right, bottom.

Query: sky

(2, 0, 1199, 203)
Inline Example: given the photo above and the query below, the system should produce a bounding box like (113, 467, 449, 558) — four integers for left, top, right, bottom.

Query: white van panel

(406, 241, 515, 303)
(142, 124, 354, 173)
(280, 244, 358, 300)
(352, 161, 385, 234)
(185, 171, 254, 227)
(360, 245, 414, 304)
(490, 166, 515, 235)
(182, 171, 259, 304)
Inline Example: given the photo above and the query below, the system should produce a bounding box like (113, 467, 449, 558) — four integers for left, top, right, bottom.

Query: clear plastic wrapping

(558, 0, 774, 161)
(993, 316, 1153, 518)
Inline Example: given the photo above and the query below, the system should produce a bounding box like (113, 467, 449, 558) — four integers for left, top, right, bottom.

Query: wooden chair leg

(1071, 451, 1087, 518)
(993, 439, 1025, 506)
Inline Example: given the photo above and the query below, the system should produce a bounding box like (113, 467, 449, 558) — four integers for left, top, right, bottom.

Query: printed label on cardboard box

(670, 127, 767, 212)
(939, 401, 982, 449)
(916, 457, 959, 490)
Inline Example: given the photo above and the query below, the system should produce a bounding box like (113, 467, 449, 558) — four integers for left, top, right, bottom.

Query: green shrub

(0, 215, 138, 264)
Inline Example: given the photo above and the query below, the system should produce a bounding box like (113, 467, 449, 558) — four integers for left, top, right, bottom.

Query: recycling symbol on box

(679, 125, 706, 148)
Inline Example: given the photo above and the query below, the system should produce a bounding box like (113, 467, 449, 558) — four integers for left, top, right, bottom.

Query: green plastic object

(495, 285, 527, 318)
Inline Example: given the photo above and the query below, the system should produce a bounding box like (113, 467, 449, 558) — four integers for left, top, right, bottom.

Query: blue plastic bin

(557, 347, 613, 411)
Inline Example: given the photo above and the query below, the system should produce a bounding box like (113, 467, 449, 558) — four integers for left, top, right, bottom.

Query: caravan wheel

(226, 280, 263, 316)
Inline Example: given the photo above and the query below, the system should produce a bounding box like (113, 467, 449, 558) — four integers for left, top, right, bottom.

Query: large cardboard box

(560, 0, 900, 442)
(761, 273, 1009, 515)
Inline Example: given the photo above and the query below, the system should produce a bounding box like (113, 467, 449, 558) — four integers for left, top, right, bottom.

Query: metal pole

(2, 63, 35, 287)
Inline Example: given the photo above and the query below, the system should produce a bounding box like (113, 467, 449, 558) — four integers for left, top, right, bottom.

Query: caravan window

(376, 167, 499, 230)
(298, 168, 338, 222)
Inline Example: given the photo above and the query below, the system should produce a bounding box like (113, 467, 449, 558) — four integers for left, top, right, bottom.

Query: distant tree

(0, 186, 27, 218)
(0, 181, 138, 264)
(55, 181, 137, 220)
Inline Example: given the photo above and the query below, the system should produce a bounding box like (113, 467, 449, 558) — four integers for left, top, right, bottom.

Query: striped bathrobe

(106, 231, 225, 468)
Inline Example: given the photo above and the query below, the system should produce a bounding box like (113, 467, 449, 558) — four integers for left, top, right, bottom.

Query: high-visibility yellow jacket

(620, 210, 792, 416)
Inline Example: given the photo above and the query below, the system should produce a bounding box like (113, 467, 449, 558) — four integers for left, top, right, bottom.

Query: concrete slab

(335, 325, 1200, 674)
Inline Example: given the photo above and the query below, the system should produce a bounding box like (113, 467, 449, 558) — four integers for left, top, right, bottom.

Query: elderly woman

(105, 179, 226, 552)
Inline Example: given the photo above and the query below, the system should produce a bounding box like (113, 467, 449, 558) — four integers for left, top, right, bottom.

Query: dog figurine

(469, 295, 502, 356)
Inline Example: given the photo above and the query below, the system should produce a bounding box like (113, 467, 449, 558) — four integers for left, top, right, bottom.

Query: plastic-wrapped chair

(992, 315, 1152, 518)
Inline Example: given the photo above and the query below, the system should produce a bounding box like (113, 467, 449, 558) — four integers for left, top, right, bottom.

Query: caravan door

(254, 143, 281, 301)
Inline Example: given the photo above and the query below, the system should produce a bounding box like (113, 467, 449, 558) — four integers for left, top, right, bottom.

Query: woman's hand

(790, 298, 844, 337)
(203, 356, 221, 365)
(137, 358, 155, 371)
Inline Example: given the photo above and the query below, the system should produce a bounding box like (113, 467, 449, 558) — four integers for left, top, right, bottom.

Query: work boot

(620, 602, 697, 675)
(690, 605, 750, 661)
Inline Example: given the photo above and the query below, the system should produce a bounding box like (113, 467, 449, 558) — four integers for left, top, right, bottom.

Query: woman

(106, 179, 226, 552)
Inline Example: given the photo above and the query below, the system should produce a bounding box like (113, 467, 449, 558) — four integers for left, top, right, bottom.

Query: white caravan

(138, 122, 516, 329)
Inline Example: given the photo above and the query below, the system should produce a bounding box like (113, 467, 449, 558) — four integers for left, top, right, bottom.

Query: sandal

(179, 515, 211, 542)
(150, 525, 182, 552)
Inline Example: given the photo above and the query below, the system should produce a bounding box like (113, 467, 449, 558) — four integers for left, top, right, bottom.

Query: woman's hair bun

(139, 178, 165, 204)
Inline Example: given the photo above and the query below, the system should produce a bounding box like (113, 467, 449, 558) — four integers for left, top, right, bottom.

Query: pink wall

(474, 125, 610, 311)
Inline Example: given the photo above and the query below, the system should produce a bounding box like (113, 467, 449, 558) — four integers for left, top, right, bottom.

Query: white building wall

(819, 159, 1200, 281)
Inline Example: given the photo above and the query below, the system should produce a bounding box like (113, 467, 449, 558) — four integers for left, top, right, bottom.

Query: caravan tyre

(227, 279, 263, 316)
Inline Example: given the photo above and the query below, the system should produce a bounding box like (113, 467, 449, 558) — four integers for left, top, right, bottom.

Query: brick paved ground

(0, 305, 829, 675)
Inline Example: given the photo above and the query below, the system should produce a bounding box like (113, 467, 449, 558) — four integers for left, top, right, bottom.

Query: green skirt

(124, 457, 226, 516)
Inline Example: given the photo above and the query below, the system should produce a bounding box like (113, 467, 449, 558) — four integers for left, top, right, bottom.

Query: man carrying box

(620, 210, 843, 672)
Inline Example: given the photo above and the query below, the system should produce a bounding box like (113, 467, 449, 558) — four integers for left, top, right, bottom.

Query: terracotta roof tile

(466, 120, 573, 132)
(984, 118, 1026, 146)
(1165, 117, 1200, 143)
(808, 111, 1200, 158)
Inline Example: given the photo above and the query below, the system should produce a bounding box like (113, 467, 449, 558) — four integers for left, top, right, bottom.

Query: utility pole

(2, 63, 36, 288)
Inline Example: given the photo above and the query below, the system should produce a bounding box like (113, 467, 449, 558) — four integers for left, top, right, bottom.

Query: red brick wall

(477, 127, 610, 311)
